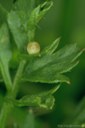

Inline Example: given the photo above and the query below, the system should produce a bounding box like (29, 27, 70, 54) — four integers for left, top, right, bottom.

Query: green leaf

(22, 43, 82, 84)
(13, 85, 60, 109)
(0, 4, 7, 27)
(14, 0, 35, 14)
(41, 37, 60, 55)
(10, 1, 53, 42)
(0, 0, 13, 11)
(13, 0, 35, 31)
(7, 10, 28, 50)
(27, 1, 53, 40)
(7, 1, 53, 49)
(28, 1, 53, 28)
(0, 23, 12, 91)
(15, 94, 55, 110)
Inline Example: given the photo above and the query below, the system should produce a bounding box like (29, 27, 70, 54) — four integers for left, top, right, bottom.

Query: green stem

(0, 60, 26, 128)
(0, 100, 13, 128)
(0, 62, 12, 92)
(12, 60, 26, 98)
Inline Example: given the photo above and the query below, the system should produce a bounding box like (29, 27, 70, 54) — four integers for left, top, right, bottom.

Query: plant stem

(0, 62, 12, 92)
(0, 60, 26, 128)
(0, 100, 13, 128)
(12, 60, 26, 98)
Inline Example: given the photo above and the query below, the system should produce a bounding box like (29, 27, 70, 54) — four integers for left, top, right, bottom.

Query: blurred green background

(35, 0, 85, 127)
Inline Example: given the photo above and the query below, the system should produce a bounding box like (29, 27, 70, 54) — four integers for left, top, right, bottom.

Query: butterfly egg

(27, 42, 40, 55)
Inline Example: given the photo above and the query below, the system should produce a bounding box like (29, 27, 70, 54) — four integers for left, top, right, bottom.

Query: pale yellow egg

(27, 42, 40, 55)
